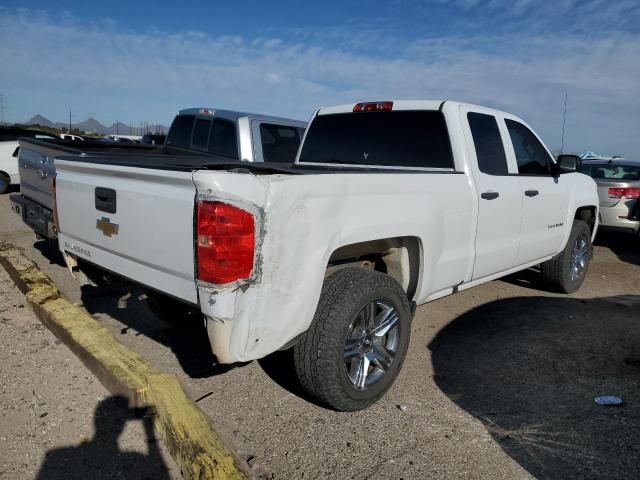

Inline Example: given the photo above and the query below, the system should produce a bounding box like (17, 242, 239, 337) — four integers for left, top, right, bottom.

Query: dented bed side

(193, 170, 476, 362)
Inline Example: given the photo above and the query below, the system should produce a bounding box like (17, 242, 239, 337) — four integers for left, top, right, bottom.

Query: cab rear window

(165, 115, 238, 158)
(299, 110, 453, 169)
(165, 115, 195, 148)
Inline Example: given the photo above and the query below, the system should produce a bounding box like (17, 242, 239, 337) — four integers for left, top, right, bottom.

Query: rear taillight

(196, 201, 255, 284)
(609, 187, 640, 199)
(353, 101, 393, 112)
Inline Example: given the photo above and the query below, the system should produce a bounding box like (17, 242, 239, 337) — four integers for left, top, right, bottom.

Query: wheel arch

(326, 236, 422, 301)
(575, 205, 598, 239)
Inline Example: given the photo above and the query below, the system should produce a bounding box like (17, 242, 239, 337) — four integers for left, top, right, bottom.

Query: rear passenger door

(502, 117, 570, 264)
(461, 106, 523, 280)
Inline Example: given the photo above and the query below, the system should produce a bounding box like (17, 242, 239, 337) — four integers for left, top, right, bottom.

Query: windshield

(578, 163, 640, 181)
(299, 110, 454, 169)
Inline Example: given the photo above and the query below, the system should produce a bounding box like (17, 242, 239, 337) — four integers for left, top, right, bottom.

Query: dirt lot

(1, 189, 639, 479)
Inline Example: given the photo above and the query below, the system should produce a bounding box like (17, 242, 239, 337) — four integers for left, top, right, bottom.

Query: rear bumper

(9, 194, 57, 239)
(598, 201, 640, 234)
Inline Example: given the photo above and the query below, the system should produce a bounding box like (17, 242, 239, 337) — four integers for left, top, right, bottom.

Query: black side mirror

(556, 154, 580, 174)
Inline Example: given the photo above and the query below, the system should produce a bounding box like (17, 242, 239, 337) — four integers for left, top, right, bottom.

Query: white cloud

(0, 7, 638, 156)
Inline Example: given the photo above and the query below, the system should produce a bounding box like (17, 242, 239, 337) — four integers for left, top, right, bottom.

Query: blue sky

(0, 1, 638, 156)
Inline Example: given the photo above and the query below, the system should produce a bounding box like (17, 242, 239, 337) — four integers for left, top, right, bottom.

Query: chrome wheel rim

(343, 300, 400, 390)
(569, 233, 589, 282)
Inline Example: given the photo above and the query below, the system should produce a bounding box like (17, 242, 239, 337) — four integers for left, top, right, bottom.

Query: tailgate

(55, 159, 198, 303)
(17, 140, 59, 209)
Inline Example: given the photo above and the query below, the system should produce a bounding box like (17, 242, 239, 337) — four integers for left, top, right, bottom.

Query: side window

(505, 119, 551, 175)
(259, 123, 302, 163)
(192, 119, 211, 149)
(208, 119, 238, 159)
(467, 112, 508, 175)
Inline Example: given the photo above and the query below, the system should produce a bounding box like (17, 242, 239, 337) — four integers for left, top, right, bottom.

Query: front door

(502, 118, 570, 265)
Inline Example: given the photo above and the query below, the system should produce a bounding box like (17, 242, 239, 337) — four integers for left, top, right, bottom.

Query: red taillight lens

(609, 187, 640, 199)
(196, 201, 255, 284)
(353, 101, 393, 112)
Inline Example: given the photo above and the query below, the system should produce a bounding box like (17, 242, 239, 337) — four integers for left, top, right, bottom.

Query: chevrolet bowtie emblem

(96, 217, 119, 237)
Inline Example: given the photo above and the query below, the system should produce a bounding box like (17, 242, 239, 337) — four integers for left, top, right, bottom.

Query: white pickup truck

(53, 100, 598, 411)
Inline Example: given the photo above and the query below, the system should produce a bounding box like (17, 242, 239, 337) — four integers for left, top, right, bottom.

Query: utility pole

(0, 94, 6, 125)
(69, 110, 72, 133)
(560, 93, 568, 154)
(116, 118, 119, 135)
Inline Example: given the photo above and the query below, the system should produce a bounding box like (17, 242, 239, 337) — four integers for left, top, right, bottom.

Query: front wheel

(294, 268, 412, 411)
(540, 219, 592, 293)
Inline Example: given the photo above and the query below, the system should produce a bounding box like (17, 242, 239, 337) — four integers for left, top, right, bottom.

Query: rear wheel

(0, 174, 9, 194)
(294, 268, 412, 411)
(540, 219, 592, 293)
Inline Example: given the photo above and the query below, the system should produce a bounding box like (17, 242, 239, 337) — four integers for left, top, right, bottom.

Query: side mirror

(556, 154, 580, 174)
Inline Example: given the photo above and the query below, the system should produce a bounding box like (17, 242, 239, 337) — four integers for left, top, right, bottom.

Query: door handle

(525, 190, 539, 197)
(481, 191, 500, 200)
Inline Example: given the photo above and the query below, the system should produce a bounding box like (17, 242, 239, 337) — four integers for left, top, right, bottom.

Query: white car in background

(0, 127, 55, 194)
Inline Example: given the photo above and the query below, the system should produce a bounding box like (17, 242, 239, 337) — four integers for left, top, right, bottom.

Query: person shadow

(35, 395, 170, 480)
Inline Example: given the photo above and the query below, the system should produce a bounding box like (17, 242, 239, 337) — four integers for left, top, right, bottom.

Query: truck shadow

(79, 282, 238, 379)
(33, 239, 67, 267)
(428, 294, 640, 479)
(594, 230, 640, 267)
(25, 244, 230, 378)
(35, 395, 170, 480)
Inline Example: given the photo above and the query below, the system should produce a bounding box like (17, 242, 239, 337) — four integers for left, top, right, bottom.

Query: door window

(259, 123, 303, 163)
(467, 113, 508, 175)
(505, 119, 551, 175)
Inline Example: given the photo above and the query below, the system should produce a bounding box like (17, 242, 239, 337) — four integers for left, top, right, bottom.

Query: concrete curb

(0, 242, 249, 480)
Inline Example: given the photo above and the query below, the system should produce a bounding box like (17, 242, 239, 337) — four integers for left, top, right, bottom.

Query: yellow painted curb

(0, 243, 249, 480)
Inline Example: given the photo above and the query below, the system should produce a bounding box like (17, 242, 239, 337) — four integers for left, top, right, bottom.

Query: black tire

(146, 291, 203, 329)
(540, 219, 592, 293)
(0, 174, 9, 194)
(294, 268, 412, 411)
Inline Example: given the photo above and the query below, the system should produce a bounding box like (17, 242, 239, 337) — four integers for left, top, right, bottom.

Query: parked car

(0, 127, 55, 194)
(10, 108, 306, 239)
(578, 158, 640, 235)
(50, 100, 598, 411)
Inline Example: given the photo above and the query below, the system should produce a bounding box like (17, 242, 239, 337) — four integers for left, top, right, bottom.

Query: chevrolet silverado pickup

(10, 108, 305, 238)
(53, 100, 598, 411)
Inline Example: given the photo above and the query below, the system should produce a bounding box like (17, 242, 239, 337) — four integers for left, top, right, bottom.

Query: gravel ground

(0, 263, 180, 479)
(1, 190, 639, 479)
